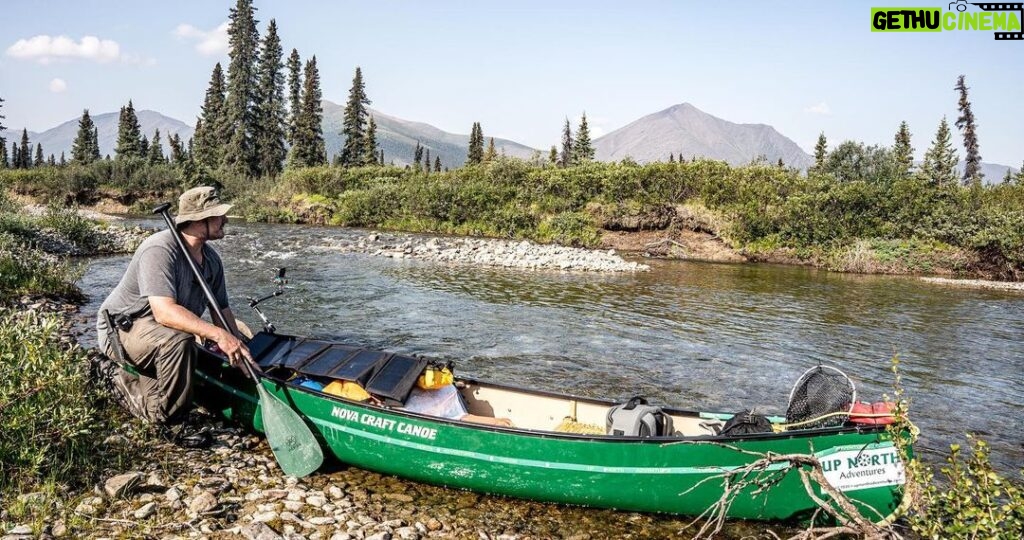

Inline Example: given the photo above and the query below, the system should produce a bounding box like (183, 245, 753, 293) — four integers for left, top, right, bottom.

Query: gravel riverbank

(321, 232, 649, 273)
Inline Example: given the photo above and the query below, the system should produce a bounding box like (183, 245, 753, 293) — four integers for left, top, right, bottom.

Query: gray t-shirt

(97, 229, 229, 351)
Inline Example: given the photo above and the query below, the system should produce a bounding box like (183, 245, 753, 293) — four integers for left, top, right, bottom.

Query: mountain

(320, 100, 537, 169)
(593, 103, 815, 169)
(2, 110, 194, 160)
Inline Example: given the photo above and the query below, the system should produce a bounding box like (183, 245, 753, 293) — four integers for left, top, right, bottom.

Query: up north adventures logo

(871, 1, 1023, 39)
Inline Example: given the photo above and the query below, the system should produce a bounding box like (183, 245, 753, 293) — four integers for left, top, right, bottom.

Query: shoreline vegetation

(1, 195, 1022, 538)
(2, 156, 1023, 282)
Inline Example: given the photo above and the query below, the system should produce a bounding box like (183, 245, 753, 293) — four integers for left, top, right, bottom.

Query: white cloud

(804, 102, 832, 115)
(48, 78, 67, 93)
(174, 22, 229, 56)
(5, 35, 122, 64)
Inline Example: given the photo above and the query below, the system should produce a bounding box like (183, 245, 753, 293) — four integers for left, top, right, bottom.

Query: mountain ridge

(4, 103, 1016, 181)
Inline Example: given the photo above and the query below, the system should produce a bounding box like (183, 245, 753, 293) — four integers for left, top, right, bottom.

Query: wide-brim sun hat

(175, 186, 233, 225)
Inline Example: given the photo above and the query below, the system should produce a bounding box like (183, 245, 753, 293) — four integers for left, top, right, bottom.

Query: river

(75, 219, 1023, 531)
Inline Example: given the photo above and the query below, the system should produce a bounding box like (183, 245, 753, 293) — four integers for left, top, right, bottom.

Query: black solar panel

(329, 350, 390, 385)
(365, 354, 427, 404)
(301, 344, 361, 377)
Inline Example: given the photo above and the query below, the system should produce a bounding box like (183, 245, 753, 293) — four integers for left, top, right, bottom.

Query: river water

(76, 219, 1023, 531)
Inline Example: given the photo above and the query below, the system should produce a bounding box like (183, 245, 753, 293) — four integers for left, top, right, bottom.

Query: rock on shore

(322, 233, 649, 273)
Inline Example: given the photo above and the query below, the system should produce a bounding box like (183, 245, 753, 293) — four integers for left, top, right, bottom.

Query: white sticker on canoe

(816, 445, 906, 492)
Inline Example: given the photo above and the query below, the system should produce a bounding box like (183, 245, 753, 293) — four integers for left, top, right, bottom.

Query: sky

(1, 0, 1021, 165)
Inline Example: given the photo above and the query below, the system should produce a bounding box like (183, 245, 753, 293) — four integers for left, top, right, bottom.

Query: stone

(145, 472, 166, 488)
(103, 472, 144, 499)
(251, 511, 279, 523)
(308, 517, 335, 526)
(283, 500, 304, 512)
(188, 490, 218, 515)
(329, 534, 352, 540)
(305, 496, 327, 508)
(134, 502, 157, 519)
(5, 525, 32, 536)
(425, 519, 443, 532)
(165, 486, 182, 502)
(242, 522, 284, 540)
(51, 521, 67, 538)
(395, 527, 419, 540)
(365, 533, 391, 540)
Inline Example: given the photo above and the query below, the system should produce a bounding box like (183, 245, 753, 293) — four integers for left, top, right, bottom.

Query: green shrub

(0, 236, 82, 300)
(908, 436, 1024, 538)
(39, 202, 97, 251)
(537, 211, 601, 247)
(0, 310, 99, 493)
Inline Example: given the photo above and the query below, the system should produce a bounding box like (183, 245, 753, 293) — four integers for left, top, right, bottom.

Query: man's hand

(215, 328, 257, 377)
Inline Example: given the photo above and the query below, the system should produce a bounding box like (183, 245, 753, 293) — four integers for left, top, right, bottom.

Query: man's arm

(149, 296, 254, 368)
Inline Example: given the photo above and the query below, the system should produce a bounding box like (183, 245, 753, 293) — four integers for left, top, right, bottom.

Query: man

(97, 186, 255, 447)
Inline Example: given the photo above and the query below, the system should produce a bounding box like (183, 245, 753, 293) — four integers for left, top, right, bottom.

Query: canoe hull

(194, 353, 908, 523)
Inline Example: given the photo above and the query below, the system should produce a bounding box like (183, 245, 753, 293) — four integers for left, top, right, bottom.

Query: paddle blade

(255, 384, 324, 477)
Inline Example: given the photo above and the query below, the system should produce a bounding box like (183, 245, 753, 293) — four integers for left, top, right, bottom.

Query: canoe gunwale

(196, 339, 893, 444)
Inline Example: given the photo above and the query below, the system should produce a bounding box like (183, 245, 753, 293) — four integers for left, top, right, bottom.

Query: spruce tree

(0, 96, 6, 168)
(423, 149, 430, 175)
(919, 117, 959, 186)
(289, 56, 325, 167)
(571, 112, 594, 164)
(253, 19, 287, 177)
(669, 153, 675, 163)
(115, 100, 144, 160)
(379, 149, 384, 166)
(434, 156, 441, 172)
(223, 0, 260, 176)
(813, 132, 828, 172)
(34, 143, 43, 167)
(548, 146, 557, 165)
(286, 48, 302, 145)
(1017, 161, 1024, 185)
(169, 133, 186, 166)
(893, 121, 914, 179)
(1003, 168, 1014, 184)
(19, 129, 31, 168)
(466, 122, 483, 165)
(140, 134, 149, 157)
(47, 154, 55, 167)
(340, 67, 372, 167)
(71, 111, 99, 165)
(559, 118, 573, 168)
(193, 63, 228, 169)
(954, 75, 982, 186)
(11, 142, 19, 169)
(92, 128, 101, 161)
(364, 115, 378, 166)
(148, 129, 165, 164)
(59, 151, 65, 167)
(413, 141, 423, 170)
(483, 137, 497, 162)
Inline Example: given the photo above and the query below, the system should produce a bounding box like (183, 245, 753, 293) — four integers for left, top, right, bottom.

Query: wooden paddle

(153, 203, 324, 477)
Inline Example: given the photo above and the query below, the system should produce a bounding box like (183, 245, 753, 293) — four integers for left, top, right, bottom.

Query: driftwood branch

(684, 446, 903, 540)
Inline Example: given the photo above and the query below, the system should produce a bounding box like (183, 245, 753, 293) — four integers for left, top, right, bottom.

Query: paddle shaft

(152, 203, 258, 380)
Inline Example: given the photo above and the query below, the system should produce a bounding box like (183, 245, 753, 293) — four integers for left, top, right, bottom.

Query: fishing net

(785, 366, 856, 429)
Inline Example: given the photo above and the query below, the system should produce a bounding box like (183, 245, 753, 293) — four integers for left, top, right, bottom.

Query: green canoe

(193, 330, 911, 524)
